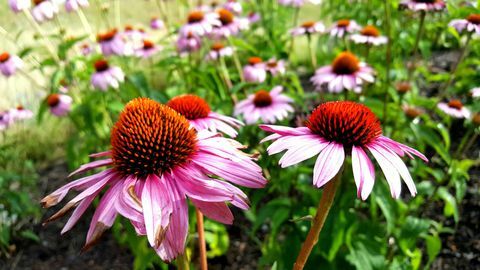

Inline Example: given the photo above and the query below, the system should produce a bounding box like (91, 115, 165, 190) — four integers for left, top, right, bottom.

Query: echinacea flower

(46, 93, 72, 117)
(97, 29, 134, 56)
(136, 40, 161, 58)
(261, 101, 428, 200)
(167, 94, 243, 137)
(351, 25, 388, 46)
(206, 42, 234, 61)
(65, 0, 89, 12)
(399, 0, 446, 11)
(395, 81, 412, 94)
(449, 14, 480, 35)
(90, 59, 124, 91)
(402, 105, 424, 119)
(41, 98, 266, 261)
(248, 12, 261, 24)
(31, 0, 59, 23)
(223, 0, 243, 15)
(290, 21, 325, 36)
(277, 0, 320, 7)
(123, 25, 146, 49)
(243, 57, 267, 83)
(210, 8, 248, 39)
(0, 111, 13, 131)
(150, 17, 165, 30)
(8, 0, 31, 13)
(311, 52, 374, 93)
(180, 10, 220, 37)
(471, 87, 480, 98)
(9, 105, 33, 121)
(176, 32, 202, 54)
(0, 52, 23, 77)
(235, 86, 294, 124)
(437, 99, 471, 119)
(80, 43, 92, 56)
(329, 19, 361, 38)
(265, 58, 286, 76)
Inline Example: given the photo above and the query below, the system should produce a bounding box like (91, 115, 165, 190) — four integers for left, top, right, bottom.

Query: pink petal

(313, 143, 345, 188)
(191, 199, 233, 225)
(367, 144, 402, 199)
(351, 146, 375, 200)
(68, 158, 113, 177)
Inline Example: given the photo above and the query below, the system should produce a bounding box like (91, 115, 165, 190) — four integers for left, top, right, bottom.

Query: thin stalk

(382, 1, 392, 123)
(156, 0, 170, 30)
(219, 56, 233, 89)
(440, 33, 472, 98)
(293, 168, 343, 270)
(196, 208, 208, 270)
(21, 10, 59, 62)
(177, 253, 190, 270)
(77, 8, 95, 41)
(289, 7, 300, 61)
(461, 132, 478, 158)
(407, 11, 426, 81)
(227, 37, 244, 82)
(307, 35, 317, 69)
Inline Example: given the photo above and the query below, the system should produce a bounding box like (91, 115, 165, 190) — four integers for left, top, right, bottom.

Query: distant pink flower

(243, 57, 267, 83)
(41, 98, 265, 262)
(31, 0, 59, 23)
(167, 94, 243, 137)
(180, 10, 220, 37)
(135, 40, 161, 58)
(65, 0, 89, 12)
(399, 0, 445, 11)
(9, 105, 33, 121)
(278, 0, 320, 7)
(80, 43, 92, 56)
(290, 21, 325, 36)
(91, 59, 124, 91)
(206, 42, 234, 61)
(8, 0, 31, 13)
(150, 17, 165, 30)
(46, 93, 72, 117)
(97, 29, 134, 56)
(437, 100, 471, 119)
(351, 25, 388, 46)
(123, 25, 146, 49)
(329, 19, 361, 38)
(311, 52, 374, 93)
(449, 14, 480, 35)
(248, 12, 261, 24)
(471, 87, 480, 98)
(176, 32, 202, 54)
(223, 0, 242, 15)
(235, 86, 294, 124)
(261, 101, 428, 200)
(0, 111, 13, 130)
(265, 58, 286, 76)
(210, 8, 248, 39)
(0, 52, 23, 77)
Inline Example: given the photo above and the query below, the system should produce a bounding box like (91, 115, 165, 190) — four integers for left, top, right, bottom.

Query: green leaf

(437, 187, 459, 223)
(425, 235, 442, 264)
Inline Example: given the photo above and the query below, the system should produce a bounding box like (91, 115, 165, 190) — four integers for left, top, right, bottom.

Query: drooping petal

(115, 176, 143, 223)
(191, 199, 234, 224)
(351, 146, 375, 200)
(68, 158, 113, 177)
(368, 144, 402, 199)
(313, 143, 345, 188)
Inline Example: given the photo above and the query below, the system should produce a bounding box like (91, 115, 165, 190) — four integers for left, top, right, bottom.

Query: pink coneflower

(91, 59, 124, 91)
(136, 40, 161, 58)
(167, 95, 243, 137)
(449, 14, 480, 35)
(235, 86, 294, 124)
(176, 32, 202, 54)
(437, 99, 471, 119)
(223, 0, 243, 15)
(290, 21, 325, 36)
(46, 93, 72, 117)
(248, 12, 261, 24)
(278, 0, 321, 7)
(97, 29, 134, 56)
(123, 25, 146, 49)
(180, 10, 220, 37)
(150, 17, 165, 30)
(265, 58, 286, 76)
(80, 43, 92, 56)
(311, 52, 374, 93)
(41, 98, 266, 261)
(351, 25, 388, 46)
(206, 42, 234, 61)
(402, 105, 424, 119)
(471, 87, 480, 98)
(329, 19, 361, 38)
(31, 0, 59, 23)
(0, 52, 23, 77)
(9, 105, 33, 121)
(8, 0, 31, 13)
(243, 57, 267, 83)
(399, 0, 446, 11)
(261, 101, 427, 199)
(210, 8, 248, 39)
(0, 111, 13, 131)
(65, 0, 89, 12)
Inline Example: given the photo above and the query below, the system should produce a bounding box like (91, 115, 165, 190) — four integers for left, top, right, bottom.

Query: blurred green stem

(176, 253, 190, 270)
(382, 1, 392, 124)
(293, 168, 343, 270)
(77, 9, 95, 41)
(227, 37, 244, 82)
(440, 33, 472, 98)
(407, 10, 426, 81)
(21, 10, 59, 62)
(307, 35, 317, 69)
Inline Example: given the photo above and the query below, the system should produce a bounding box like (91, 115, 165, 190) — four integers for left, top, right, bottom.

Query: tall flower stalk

(21, 9, 59, 62)
(407, 10, 426, 80)
(383, 1, 392, 123)
(196, 208, 208, 270)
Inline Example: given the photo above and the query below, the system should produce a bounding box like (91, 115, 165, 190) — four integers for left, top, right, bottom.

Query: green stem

(77, 8, 95, 41)
(176, 253, 190, 270)
(407, 11, 426, 81)
(307, 35, 317, 69)
(22, 10, 59, 62)
(440, 33, 472, 98)
(383, 1, 392, 123)
(227, 37, 244, 82)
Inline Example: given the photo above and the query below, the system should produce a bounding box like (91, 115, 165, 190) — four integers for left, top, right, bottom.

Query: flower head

(223, 0, 243, 15)
(91, 59, 125, 91)
(351, 25, 388, 46)
(41, 98, 266, 261)
(0, 110, 13, 131)
(329, 19, 361, 38)
(8, 0, 31, 13)
(450, 14, 480, 35)
(167, 94, 243, 137)
(180, 10, 221, 37)
(399, 0, 446, 11)
(235, 86, 294, 124)
(437, 99, 471, 119)
(206, 42, 234, 61)
(261, 101, 427, 200)
(290, 21, 325, 36)
(311, 52, 374, 93)
(471, 87, 480, 98)
(243, 57, 267, 83)
(0, 52, 23, 77)
(265, 58, 287, 76)
(176, 32, 202, 54)
(135, 39, 162, 58)
(97, 29, 134, 56)
(46, 93, 72, 117)
(209, 8, 249, 39)
(65, 0, 89, 12)
(31, 0, 59, 23)
(150, 17, 165, 30)
(9, 105, 33, 121)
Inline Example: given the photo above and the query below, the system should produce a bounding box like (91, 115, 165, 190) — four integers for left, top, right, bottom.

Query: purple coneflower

(150, 17, 165, 30)
(223, 0, 243, 15)
(41, 98, 266, 261)
(243, 57, 267, 83)
(311, 52, 374, 93)
(261, 101, 427, 199)
(0, 111, 13, 131)
(0, 52, 23, 77)
(180, 10, 220, 37)
(97, 29, 134, 56)
(248, 12, 261, 24)
(8, 0, 31, 13)
(437, 99, 471, 119)
(402, 105, 424, 119)
(351, 25, 388, 46)
(136, 40, 161, 58)
(290, 21, 325, 36)
(46, 93, 72, 117)
(265, 58, 286, 76)
(9, 105, 33, 121)
(399, 0, 446, 11)
(176, 32, 202, 54)
(167, 94, 243, 137)
(31, 0, 59, 23)
(235, 86, 294, 124)
(449, 14, 480, 35)
(65, 0, 88, 12)
(210, 8, 248, 39)
(90, 59, 125, 91)
(329, 19, 361, 38)
(206, 42, 234, 61)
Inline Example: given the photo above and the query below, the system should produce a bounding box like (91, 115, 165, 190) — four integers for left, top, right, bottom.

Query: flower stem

(382, 1, 392, 123)
(407, 10, 426, 81)
(77, 8, 95, 41)
(177, 253, 190, 270)
(227, 37, 244, 82)
(440, 33, 472, 98)
(293, 168, 343, 270)
(196, 208, 208, 270)
(21, 10, 59, 62)
(307, 35, 317, 69)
